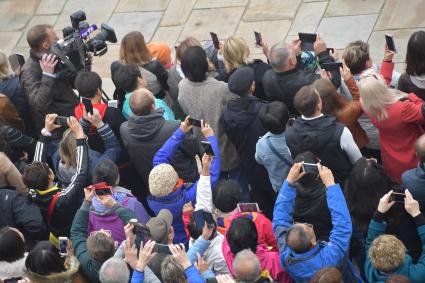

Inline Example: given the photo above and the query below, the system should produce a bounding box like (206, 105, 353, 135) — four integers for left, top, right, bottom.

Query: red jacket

(365, 93, 424, 181)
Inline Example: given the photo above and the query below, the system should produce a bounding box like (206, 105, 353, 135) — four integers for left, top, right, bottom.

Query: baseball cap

(146, 209, 173, 244)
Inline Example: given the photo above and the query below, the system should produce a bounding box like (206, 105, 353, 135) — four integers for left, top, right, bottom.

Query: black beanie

(228, 66, 255, 96)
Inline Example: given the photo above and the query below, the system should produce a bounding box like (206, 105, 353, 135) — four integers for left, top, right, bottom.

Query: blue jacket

(273, 181, 362, 283)
(52, 123, 121, 186)
(148, 128, 220, 245)
(255, 132, 293, 191)
(402, 165, 425, 208)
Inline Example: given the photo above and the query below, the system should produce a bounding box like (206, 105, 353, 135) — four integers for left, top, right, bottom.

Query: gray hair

(99, 257, 130, 283)
(233, 249, 261, 283)
(161, 256, 186, 283)
(268, 41, 292, 72)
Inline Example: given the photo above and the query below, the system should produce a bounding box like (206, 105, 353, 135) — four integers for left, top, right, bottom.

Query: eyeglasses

(359, 73, 379, 81)
(293, 222, 314, 229)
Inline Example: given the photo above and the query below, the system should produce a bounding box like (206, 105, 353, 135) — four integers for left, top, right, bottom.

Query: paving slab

(101, 77, 116, 98)
(151, 26, 183, 47)
(194, 0, 248, 9)
(108, 12, 162, 43)
(91, 44, 120, 78)
(288, 1, 328, 35)
(115, 0, 169, 12)
(325, 0, 384, 16)
(160, 0, 196, 27)
(17, 15, 58, 47)
(368, 28, 423, 64)
(179, 7, 245, 41)
(317, 14, 379, 49)
(0, 32, 23, 55)
(234, 20, 292, 53)
(244, 0, 301, 22)
(376, 0, 425, 30)
(36, 0, 67, 15)
(0, 0, 40, 32)
(55, 0, 118, 31)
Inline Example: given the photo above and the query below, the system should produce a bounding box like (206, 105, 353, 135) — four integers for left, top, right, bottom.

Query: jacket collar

(37, 184, 59, 196)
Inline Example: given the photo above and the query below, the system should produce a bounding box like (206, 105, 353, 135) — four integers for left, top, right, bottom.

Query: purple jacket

(88, 187, 150, 244)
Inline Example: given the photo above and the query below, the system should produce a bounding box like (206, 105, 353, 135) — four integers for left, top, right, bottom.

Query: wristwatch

(41, 128, 52, 137)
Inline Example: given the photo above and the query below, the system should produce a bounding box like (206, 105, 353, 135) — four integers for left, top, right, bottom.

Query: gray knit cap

(148, 164, 179, 197)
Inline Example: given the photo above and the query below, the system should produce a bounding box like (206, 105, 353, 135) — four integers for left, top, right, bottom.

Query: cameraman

(21, 24, 79, 137)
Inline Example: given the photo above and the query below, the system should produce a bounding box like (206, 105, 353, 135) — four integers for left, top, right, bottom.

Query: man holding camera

(21, 24, 79, 136)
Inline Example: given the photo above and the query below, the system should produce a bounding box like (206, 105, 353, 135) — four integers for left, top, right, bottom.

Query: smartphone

(254, 31, 262, 47)
(385, 34, 396, 52)
(130, 220, 151, 241)
(188, 117, 202, 127)
(210, 32, 220, 49)
(302, 163, 319, 175)
(82, 97, 93, 114)
(322, 62, 343, 72)
(201, 141, 215, 156)
(59, 236, 68, 256)
(95, 187, 112, 196)
(8, 53, 25, 72)
(154, 243, 172, 254)
(327, 47, 335, 54)
(391, 192, 405, 203)
(55, 116, 69, 127)
(237, 202, 260, 213)
(298, 32, 317, 51)
(107, 99, 118, 108)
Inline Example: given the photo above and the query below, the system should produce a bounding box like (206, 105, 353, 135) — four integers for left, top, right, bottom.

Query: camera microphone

(79, 24, 97, 39)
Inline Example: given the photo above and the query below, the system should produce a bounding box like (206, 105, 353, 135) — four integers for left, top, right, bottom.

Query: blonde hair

(359, 75, 406, 121)
(59, 129, 77, 168)
(368, 234, 406, 272)
(223, 36, 249, 73)
(0, 50, 13, 79)
(120, 31, 152, 65)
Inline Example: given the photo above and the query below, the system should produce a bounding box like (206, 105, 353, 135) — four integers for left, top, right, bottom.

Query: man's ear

(48, 169, 55, 181)
(168, 227, 174, 240)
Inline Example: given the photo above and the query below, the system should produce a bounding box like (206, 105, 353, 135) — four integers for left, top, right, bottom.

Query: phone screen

(391, 192, 405, 202)
(210, 32, 220, 49)
(298, 33, 317, 51)
(385, 34, 396, 52)
(82, 97, 94, 114)
(8, 53, 25, 72)
(322, 62, 343, 72)
(59, 237, 68, 256)
(237, 202, 260, 213)
(302, 163, 319, 175)
(254, 31, 262, 46)
(95, 188, 112, 196)
(55, 116, 69, 127)
(188, 117, 202, 127)
(201, 141, 215, 156)
(154, 243, 172, 254)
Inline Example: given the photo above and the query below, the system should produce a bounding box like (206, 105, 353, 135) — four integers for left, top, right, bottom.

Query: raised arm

(58, 117, 89, 206)
(319, 166, 353, 266)
(380, 44, 395, 86)
(33, 114, 63, 162)
(272, 163, 304, 256)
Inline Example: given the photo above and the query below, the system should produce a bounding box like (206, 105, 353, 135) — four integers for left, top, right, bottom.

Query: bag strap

(265, 137, 292, 166)
(47, 192, 60, 224)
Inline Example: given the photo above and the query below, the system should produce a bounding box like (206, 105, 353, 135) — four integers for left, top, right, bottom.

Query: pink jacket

(222, 213, 292, 283)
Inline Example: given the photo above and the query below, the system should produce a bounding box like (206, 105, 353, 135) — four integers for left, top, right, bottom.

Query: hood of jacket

(411, 74, 425, 89)
(25, 255, 79, 283)
(127, 108, 166, 140)
(292, 116, 338, 150)
(0, 253, 27, 280)
(223, 96, 264, 129)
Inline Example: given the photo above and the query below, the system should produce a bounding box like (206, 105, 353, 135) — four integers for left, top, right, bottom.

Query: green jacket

(365, 214, 425, 283)
(70, 200, 135, 283)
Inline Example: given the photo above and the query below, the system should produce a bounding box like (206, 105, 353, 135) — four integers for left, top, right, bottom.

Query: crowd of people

(1, 20, 425, 283)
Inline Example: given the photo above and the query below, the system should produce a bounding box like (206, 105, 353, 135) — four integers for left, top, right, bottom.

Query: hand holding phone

(302, 162, 319, 175)
(322, 62, 343, 72)
(298, 32, 317, 51)
(82, 97, 94, 115)
(55, 116, 69, 127)
(385, 34, 396, 52)
(59, 236, 68, 256)
(188, 117, 202, 127)
(237, 203, 260, 213)
(390, 192, 405, 203)
(201, 141, 215, 156)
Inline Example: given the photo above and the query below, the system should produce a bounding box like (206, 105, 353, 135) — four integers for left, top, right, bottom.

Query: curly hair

(369, 234, 406, 272)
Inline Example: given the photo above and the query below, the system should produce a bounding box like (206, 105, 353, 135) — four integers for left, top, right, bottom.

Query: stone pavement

(1, 0, 425, 94)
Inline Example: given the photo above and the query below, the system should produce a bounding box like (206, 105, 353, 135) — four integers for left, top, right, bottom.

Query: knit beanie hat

(228, 66, 255, 96)
(147, 42, 172, 69)
(149, 164, 179, 197)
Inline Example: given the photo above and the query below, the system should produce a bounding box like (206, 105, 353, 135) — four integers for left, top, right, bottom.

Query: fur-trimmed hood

(25, 256, 80, 283)
(0, 253, 27, 280)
